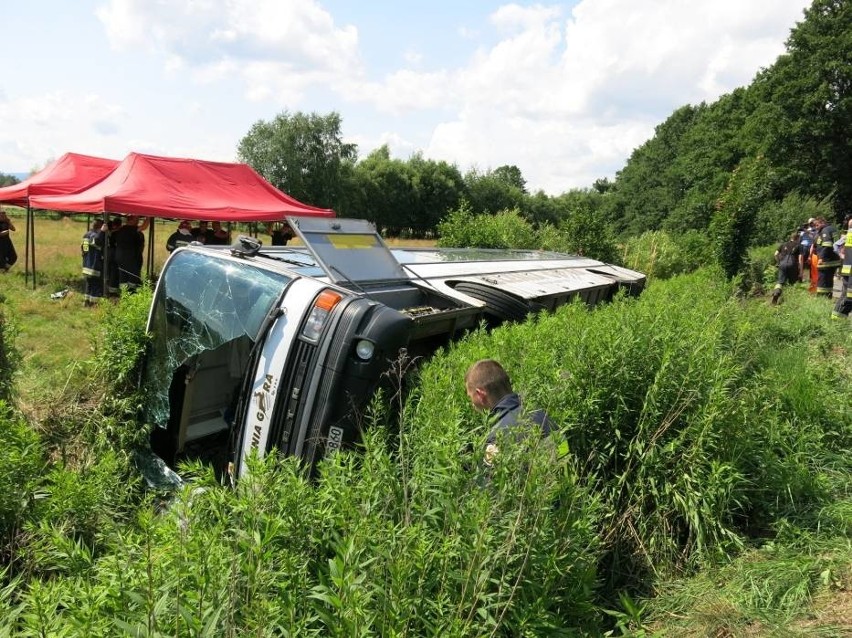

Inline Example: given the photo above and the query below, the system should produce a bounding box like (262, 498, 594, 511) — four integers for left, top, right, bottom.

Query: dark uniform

(772, 238, 801, 304)
(486, 392, 553, 452)
(478, 392, 558, 478)
(271, 224, 294, 246)
(81, 222, 105, 303)
(206, 225, 230, 245)
(106, 218, 122, 296)
(832, 227, 852, 319)
(815, 223, 841, 297)
(166, 222, 193, 253)
(190, 222, 209, 244)
(166, 232, 192, 252)
(112, 221, 145, 291)
(0, 215, 16, 271)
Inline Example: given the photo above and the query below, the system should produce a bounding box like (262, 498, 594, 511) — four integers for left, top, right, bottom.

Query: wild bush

(752, 192, 832, 247)
(410, 267, 850, 594)
(413, 276, 746, 587)
(0, 403, 42, 566)
(438, 203, 620, 262)
(554, 208, 620, 264)
(0, 293, 20, 403)
(710, 156, 775, 279)
(88, 286, 153, 398)
(35, 282, 150, 460)
(738, 243, 777, 297)
(0, 422, 602, 635)
(438, 205, 537, 249)
(621, 229, 713, 280)
(436, 201, 483, 247)
(2, 288, 150, 583)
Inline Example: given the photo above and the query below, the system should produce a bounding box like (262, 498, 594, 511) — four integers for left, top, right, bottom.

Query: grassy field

(1, 209, 112, 411)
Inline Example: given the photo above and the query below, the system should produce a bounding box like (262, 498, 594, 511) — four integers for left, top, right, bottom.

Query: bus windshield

(143, 251, 291, 428)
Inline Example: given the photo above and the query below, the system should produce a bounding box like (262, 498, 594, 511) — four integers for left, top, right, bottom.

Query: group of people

(81, 215, 150, 304)
(80, 217, 237, 305)
(165, 220, 230, 252)
(773, 215, 852, 319)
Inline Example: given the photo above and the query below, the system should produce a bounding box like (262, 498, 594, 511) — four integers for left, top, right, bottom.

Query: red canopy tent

(30, 152, 334, 221)
(0, 152, 119, 286)
(0, 152, 119, 207)
(29, 152, 335, 284)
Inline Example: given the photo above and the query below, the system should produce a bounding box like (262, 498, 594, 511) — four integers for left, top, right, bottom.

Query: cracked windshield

(144, 251, 291, 428)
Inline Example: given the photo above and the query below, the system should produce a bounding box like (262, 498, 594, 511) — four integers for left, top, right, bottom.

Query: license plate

(325, 425, 344, 456)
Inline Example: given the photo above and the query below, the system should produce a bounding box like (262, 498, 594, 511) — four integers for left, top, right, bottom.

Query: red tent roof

(0, 152, 119, 207)
(29, 152, 334, 221)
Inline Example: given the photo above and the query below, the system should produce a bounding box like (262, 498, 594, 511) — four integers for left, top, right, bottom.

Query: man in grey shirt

(464, 359, 554, 465)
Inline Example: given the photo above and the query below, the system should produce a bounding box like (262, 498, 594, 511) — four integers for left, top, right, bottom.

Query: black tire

(452, 281, 531, 322)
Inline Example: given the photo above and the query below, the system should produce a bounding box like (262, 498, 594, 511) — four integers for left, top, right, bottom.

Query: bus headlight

(301, 290, 343, 341)
(355, 339, 375, 361)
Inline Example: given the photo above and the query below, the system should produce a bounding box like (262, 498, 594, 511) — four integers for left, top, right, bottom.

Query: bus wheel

(452, 281, 531, 323)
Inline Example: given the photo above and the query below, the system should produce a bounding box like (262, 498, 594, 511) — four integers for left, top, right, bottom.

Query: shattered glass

(143, 251, 291, 429)
(133, 448, 184, 490)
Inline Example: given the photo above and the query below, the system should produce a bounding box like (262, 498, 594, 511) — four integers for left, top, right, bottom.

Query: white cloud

(364, 0, 810, 192)
(344, 69, 454, 114)
(0, 91, 128, 169)
(489, 3, 563, 32)
(97, 0, 362, 104)
(428, 111, 652, 192)
(349, 130, 417, 160)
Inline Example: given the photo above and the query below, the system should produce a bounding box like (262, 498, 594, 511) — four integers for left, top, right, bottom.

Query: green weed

(1, 254, 850, 634)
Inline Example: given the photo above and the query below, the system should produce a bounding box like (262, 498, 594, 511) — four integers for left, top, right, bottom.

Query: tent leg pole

(101, 213, 108, 298)
(24, 206, 30, 287)
(29, 206, 37, 290)
(147, 221, 155, 282)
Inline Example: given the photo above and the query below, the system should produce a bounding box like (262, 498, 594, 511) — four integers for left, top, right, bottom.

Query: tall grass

(410, 269, 850, 588)
(1, 216, 850, 634)
(0, 292, 20, 404)
(0, 445, 602, 635)
(436, 205, 620, 263)
(620, 229, 714, 281)
(647, 530, 852, 636)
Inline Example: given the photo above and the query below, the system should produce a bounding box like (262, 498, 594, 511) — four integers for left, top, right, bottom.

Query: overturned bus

(142, 216, 645, 482)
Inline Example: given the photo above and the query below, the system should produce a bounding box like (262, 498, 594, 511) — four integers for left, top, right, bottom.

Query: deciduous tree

(0, 173, 20, 188)
(754, 0, 852, 217)
(237, 111, 357, 210)
(463, 166, 526, 216)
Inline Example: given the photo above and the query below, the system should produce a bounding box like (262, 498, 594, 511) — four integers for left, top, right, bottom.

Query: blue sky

(0, 0, 811, 195)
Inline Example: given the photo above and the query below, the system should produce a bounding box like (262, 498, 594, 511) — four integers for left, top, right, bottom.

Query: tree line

(237, 114, 543, 238)
(237, 0, 850, 253)
(0, 173, 19, 188)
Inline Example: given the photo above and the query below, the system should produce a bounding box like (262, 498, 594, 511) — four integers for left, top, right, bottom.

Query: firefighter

(831, 216, 852, 319)
(81, 218, 105, 305)
(112, 215, 149, 292)
(166, 220, 193, 252)
(798, 220, 815, 282)
(772, 231, 802, 305)
(813, 218, 841, 297)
